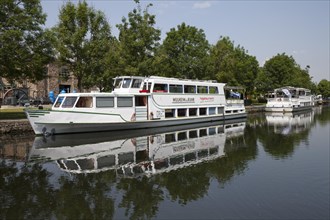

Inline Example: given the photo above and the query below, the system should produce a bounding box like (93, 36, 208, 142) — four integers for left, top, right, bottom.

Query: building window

(59, 66, 70, 79)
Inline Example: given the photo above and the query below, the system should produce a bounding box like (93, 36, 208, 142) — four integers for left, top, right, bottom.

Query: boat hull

(26, 110, 246, 135)
(265, 105, 312, 112)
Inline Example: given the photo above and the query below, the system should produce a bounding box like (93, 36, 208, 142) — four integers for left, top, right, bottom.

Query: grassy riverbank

(0, 108, 27, 120)
(0, 105, 52, 120)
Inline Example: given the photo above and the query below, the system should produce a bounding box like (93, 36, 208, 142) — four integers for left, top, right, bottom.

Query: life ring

(131, 113, 136, 121)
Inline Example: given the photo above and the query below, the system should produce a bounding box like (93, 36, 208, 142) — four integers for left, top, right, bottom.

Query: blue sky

(41, 0, 329, 83)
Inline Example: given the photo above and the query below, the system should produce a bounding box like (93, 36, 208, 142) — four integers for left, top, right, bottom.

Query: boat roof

(275, 86, 310, 91)
(114, 75, 222, 85)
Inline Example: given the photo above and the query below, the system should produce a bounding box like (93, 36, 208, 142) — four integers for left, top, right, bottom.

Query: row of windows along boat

(25, 76, 246, 136)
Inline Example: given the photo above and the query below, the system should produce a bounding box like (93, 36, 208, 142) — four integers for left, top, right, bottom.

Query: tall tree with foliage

(155, 22, 210, 79)
(0, 0, 53, 83)
(116, 0, 160, 76)
(317, 79, 330, 99)
(210, 36, 259, 94)
(261, 53, 314, 91)
(51, 1, 112, 91)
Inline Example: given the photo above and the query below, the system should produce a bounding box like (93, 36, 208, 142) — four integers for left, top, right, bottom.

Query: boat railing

(226, 99, 244, 107)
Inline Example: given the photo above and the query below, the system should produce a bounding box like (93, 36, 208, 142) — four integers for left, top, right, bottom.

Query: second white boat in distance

(25, 76, 247, 135)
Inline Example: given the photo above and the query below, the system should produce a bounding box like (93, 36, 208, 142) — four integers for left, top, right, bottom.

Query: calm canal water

(1, 107, 329, 220)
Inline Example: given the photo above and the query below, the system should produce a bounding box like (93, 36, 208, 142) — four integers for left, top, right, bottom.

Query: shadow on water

(1, 106, 329, 219)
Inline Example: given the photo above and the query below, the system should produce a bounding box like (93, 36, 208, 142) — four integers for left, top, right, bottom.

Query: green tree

(156, 22, 210, 79)
(261, 53, 314, 91)
(51, 1, 112, 91)
(317, 79, 330, 98)
(116, 1, 161, 76)
(0, 0, 53, 83)
(210, 36, 259, 94)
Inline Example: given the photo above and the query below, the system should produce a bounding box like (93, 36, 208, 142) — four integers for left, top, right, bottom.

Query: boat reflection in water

(265, 110, 313, 135)
(29, 119, 246, 177)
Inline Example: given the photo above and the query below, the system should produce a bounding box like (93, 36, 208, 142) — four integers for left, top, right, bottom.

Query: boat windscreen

(62, 97, 78, 108)
(114, 78, 123, 88)
(122, 78, 131, 88)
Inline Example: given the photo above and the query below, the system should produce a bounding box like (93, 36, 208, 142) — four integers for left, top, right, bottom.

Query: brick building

(0, 63, 78, 106)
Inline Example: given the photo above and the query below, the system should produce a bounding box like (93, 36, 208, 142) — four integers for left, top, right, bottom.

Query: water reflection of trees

(0, 160, 117, 219)
(117, 177, 163, 220)
(54, 172, 116, 219)
(0, 161, 56, 219)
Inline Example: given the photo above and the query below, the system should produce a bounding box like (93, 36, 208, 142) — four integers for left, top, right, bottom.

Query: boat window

(189, 130, 198, 138)
(114, 78, 123, 88)
(189, 108, 197, 116)
(177, 109, 187, 117)
(209, 86, 218, 94)
(165, 133, 176, 143)
(122, 78, 131, 88)
(135, 96, 147, 106)
(153, 83, 168, 93)
(96, 97, 114, 108)
(199, 129, 207, 137)
(209, 107, 216, 115)
(218, 107, 224, 114)
(210, 147, 218, 155)
(209, 127, 216, 135)
(61, 97, 78, 108)
(117, 97, 133, 107)
(142, 82, 152, 91)
(132, 78, 143, 88)
(185, 152, 196, 162)
(53, 96, 63, 108)
(177, 132, 187, 141)
(169, 84, 183, 93)
(75, 97, 93, 108)
(199, 108, 207, 116)
(198, 149, 208, 158)
(184, 85, 196, 94)
(197, 86, 208, 94)
(165, 109, 175, 118)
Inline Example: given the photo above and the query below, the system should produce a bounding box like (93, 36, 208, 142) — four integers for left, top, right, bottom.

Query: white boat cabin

(52, 76, 230, 121)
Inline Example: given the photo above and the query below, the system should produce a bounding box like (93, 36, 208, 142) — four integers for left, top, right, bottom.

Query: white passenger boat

(25, 76, 246, 135)
(29, 120, 246, 175)
(265, 87, 313, 112)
